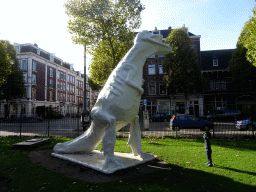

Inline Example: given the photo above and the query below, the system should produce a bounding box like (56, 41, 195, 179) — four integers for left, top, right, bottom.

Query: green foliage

(237, 5, 256, 67)
(229, 43, 256, 90)
(89, 36, 134, 87)
(64, 0, 144, 49)
(0, 41, 25, 117)
(36, 106, 62, 119)
(88, 76, 102, 91)
(0, 41, 11, 84)
(162, 29, 203, 97)
(0, 41, 25, 100)
(64, 0, 144, 88)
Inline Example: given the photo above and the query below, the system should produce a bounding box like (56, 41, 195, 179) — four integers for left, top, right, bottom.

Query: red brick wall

(33, 60, 45, 101)
(47, 66, 56, 101)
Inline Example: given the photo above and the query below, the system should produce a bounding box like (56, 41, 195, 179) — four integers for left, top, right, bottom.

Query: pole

(83, 44, 87, 114)
(82, 44, 89, 131)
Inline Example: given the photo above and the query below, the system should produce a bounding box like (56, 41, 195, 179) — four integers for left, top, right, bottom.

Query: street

(0, 118, 255, 138)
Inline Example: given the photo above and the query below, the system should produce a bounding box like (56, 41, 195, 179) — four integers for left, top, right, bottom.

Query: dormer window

(14, 45, 20, 53)
(37, 48, 40, 55)
(213, 59, 218, 66)
(49, 54, 54, 62)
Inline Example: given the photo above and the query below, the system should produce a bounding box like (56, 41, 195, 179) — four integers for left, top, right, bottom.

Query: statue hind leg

(127, 115, 155, 159)
(53, 107, 110, 154)
(53, 121, 105, 154)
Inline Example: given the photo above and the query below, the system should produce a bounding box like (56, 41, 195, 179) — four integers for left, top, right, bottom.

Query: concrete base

(51, 150, 157, 174)
(12, 138, 50, 149)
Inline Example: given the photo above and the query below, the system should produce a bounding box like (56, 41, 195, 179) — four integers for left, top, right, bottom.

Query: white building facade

(0, 43, 92, 118)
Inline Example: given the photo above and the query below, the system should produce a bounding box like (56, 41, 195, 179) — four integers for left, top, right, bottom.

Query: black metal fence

(0, 112, 255, 139)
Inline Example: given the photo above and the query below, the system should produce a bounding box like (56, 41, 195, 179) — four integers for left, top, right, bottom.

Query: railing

(0, 115, 255, 139)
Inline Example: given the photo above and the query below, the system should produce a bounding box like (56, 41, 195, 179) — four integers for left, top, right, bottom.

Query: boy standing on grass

(203, 131, 213, 167)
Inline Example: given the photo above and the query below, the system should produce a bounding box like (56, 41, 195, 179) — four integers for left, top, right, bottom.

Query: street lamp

(82, 44, 90, 131)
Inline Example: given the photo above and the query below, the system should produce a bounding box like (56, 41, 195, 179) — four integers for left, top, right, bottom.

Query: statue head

(134, 30, 172, 55)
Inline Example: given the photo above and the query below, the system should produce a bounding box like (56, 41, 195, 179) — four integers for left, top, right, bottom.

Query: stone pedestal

(51, 150, 157, 174)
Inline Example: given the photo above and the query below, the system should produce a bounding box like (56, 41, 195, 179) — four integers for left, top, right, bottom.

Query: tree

(162, 28, 203, 98)
(64, 0, 144, 89)
(0, 40, 25, 117)
(238, 5, 256, 67)
(0, 41, 12, 84)
(89, 36, 134, 86)
(229, 37, 256, 91)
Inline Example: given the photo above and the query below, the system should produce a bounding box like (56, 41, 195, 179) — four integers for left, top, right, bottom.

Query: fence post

(251, 104, 255, 139)
(211, 105, 215, 138)
(47, 108, 50, 137)
(19, 105, 23, 138)
(77, 108, 80, 137)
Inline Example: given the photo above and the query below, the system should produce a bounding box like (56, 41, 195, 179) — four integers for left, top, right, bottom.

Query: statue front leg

(127, 115, 154, 159)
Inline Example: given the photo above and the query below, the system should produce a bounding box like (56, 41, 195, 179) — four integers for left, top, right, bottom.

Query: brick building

(141, 25, 204, 117)
(201, 49, 256, 116)
(0, 43, 91, 117)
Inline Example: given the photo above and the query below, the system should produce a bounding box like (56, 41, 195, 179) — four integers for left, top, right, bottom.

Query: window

(49, 54, 54, 62)
(32, 61, 37, 71)
(159, 64, 166, 74)
(49, 79, 53, 88)
(159, 83, 167, 95)
(57, 71, 60, 79)
(21, 59, 28, 71)
(63, 83, 66, 91)
(49, 68, 53, 77)
(148, 64, 155, 75)
(57, 92, 60, 101)
(37, 48, 40, 55)
(64, 73, 66, 81)
(23, 74, 27, 83)
(14, 45, 20, 53)
(149, 82, 156, 95)
(32, 74, 36, 84)
(49, 91, 53, 101)
(213, 60, 218, 66)
(32, 88, 36, 100)
(62, 94, 65, 102)
(210, 79, 226, 91)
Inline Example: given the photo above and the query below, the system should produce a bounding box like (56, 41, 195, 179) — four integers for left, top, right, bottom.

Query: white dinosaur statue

(53, 30, 172, 170)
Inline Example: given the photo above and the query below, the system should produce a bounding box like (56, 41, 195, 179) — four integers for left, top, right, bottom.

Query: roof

(149, 28, 197, 39)
(201, 49, 236, 71)
(17, 43, 75, 71)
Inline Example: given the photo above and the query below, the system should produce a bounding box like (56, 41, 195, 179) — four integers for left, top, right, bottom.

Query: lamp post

(82, 44, 90, 131)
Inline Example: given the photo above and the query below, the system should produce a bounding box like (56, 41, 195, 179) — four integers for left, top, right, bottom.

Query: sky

(0, 0, 255, 73)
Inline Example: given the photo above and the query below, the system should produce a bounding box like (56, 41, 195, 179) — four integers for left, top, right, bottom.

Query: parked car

(206, 109, 241, 121)
(170, 115, 213, 131)
(25, 115, 43, 123)
(150, 113, 169, 122)
(234, 116, 256, 131)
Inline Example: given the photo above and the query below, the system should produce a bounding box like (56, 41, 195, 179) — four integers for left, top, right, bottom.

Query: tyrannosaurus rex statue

(53, 30, 172, 170)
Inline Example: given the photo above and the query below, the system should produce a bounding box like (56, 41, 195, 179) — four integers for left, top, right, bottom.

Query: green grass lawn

(1, 136, 256, 191)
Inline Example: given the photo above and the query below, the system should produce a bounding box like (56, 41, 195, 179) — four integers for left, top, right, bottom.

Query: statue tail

(53, 121, 105, 154)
